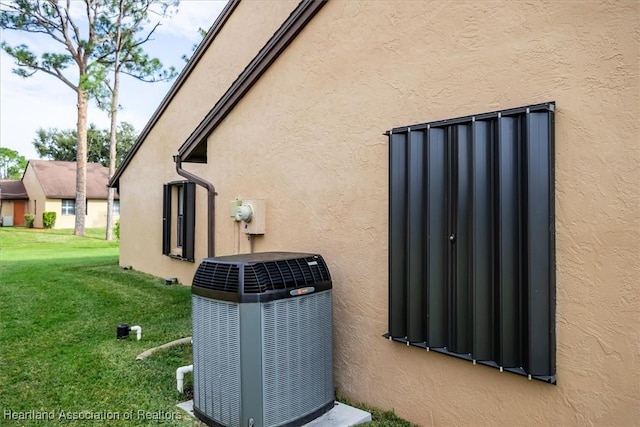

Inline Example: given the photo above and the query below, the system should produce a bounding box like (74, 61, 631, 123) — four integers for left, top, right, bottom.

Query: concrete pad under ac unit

(176, 400, 372, 426)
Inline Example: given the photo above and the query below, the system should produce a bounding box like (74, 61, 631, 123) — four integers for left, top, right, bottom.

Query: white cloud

(157, 0, 228, 42)
(0, 1, 227, 162)
(0, 52, 169, 160)
(0, 54, 77, 159)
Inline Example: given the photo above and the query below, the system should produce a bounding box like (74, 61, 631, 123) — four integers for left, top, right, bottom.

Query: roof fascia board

(108, 0, 240, 188)
(177, 0, 328, 162)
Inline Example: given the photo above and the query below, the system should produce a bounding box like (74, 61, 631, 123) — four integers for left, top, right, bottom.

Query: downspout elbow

(173, 156, 215, 194)
(174, 155, 216, 257)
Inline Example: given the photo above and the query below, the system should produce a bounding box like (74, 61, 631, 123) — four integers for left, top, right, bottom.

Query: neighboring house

(0, 180, 29, 226)
(109, 1, 639, 426)
(23, 160, 119, 229)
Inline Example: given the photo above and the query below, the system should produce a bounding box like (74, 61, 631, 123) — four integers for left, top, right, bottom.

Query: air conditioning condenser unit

(191, 252, 334, 427)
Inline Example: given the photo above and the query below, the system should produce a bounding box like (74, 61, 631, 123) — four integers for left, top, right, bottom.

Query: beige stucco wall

(119, 1, 639, 425)
(48, 199, 116, 229)
(21, 162, 47, 228)
(0, 200, 14, 221)
(119, 0, 299, 279)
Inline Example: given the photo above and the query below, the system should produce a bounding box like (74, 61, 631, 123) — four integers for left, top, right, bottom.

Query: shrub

(115, 220, 120, 240)
(24, 214, 35, 228)
(43, 212, 56, 229)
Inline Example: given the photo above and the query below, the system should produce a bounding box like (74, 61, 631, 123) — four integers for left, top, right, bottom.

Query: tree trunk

(105, 0, 124, 241)
(74, 87, 88, 236)
(105, 75, 119, 241)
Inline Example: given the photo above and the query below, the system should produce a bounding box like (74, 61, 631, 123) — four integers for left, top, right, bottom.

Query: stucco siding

(21, 162, 47, 228)
(44, 200, 65, 228)
(118, 0, 299, 280)
(0, 200, 14, 221)
(46, 199, 115, 229)
(207, 2, 639, 425)
(119, 1, 639, 425)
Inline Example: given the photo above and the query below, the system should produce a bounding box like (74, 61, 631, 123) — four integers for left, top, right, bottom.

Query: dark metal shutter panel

(389, 132, 407, 338)
(162, 184, 171, 255)
(182, 182, 196, 261)
(450, 124, 471, 354)
(524, 111, 555, 376)
(407, 129, 426, 342)
(496, 116, 521, 368)
(470, 120, 494, 361)
(426, 128, 447, 347)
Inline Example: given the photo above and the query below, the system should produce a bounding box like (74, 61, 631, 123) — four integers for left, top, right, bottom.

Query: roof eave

(108, 0, 241, 188)
(178, 0, 328, 163)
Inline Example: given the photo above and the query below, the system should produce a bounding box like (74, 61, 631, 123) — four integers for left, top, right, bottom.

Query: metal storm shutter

(386, 102, 556, 383)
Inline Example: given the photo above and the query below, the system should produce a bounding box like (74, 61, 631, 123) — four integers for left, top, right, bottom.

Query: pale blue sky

(0, 0, 227, 160)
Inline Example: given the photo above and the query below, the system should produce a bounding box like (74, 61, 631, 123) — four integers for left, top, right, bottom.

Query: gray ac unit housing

(191, 252, 334, 427)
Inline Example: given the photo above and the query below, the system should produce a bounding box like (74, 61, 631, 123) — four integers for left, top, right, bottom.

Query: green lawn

(0, 227, 412, 426)
(0, 228, 195, 426)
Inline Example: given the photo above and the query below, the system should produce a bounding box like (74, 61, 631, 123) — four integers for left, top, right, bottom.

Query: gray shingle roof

(0, 180, 29, 200)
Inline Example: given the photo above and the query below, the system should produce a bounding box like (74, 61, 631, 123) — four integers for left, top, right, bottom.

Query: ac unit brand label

(290, 287, 315, 296)
(307, 261, 318, 266)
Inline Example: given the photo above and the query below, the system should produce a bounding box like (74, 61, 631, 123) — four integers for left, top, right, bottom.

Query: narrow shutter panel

(182, 182, 196, 261)
(162, 184, 171, 255)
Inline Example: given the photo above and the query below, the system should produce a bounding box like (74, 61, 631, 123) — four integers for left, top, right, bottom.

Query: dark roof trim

(108, 0, 240, 188)
(177, 0, 328, 162)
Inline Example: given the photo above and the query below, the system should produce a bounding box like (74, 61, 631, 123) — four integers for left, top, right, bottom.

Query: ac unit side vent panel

(262, 291, 333, 425)
(192, 296, 241, 427)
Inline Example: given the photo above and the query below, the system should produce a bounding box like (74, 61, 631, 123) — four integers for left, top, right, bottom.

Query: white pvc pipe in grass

(176, 365, 193, 393)
(130, 325, 142, 340)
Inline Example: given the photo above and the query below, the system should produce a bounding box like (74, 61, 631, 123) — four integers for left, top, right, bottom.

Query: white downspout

(176, 365, 193, 393)
(130, 325, 142, 340)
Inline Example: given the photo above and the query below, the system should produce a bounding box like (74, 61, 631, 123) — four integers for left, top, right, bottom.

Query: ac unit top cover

(192, 252, 332, 303)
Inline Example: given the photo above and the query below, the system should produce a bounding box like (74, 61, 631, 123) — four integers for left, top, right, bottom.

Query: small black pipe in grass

(117, 323, 130, 339)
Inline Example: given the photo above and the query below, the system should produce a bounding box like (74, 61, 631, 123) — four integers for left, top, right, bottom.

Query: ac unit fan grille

(193, 262, 240, 292)
(193, 256, 331, 294)
(244, 257, 330, 293)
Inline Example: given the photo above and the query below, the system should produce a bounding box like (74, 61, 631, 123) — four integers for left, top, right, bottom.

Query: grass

(337, 394, 416, 427)
(0, 228, 195, 426)
(0, 227, 413, 426)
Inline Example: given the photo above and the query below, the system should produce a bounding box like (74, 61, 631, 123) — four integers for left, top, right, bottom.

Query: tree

(94, 0, 178, 241)
(32, 122, 136, 167)
(0, 147, 27, 180)
(182, 27, 207, 63)
(1, 0, 110, 236)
